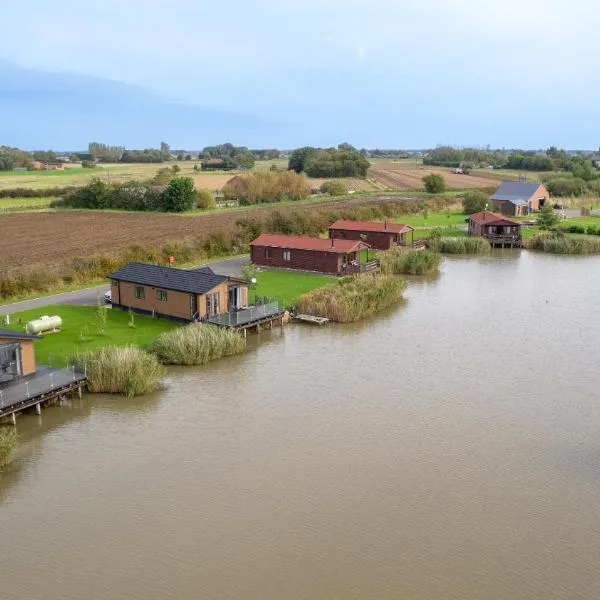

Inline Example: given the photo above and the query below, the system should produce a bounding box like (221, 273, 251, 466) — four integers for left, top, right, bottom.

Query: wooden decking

(207, 303, 285, 332)
(0, 366, 87, 422)
(341, 260, 380, 275)
(484, 235, 522, 248)
(293, 314, 329, 326)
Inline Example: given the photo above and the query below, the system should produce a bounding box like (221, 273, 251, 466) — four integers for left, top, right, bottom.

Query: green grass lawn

(394, 211, 468, 228)
(0, 197, 55, 210)
(249, 270, 335, 309)
(2, 304, 179, 367)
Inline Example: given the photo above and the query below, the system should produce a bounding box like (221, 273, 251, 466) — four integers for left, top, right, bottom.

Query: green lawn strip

(2, 304, 179, 367)
(359, 248, 378, 263)
(412, 228, 466, 241)
(0, 197, 55, 209)
(249, 270, 335, 309)
(393, 212, 468, 227)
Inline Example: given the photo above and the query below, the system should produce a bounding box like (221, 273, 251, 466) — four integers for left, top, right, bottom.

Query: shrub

(297, 274, 406, 322)
(545, 177, 587, 197)
(526, 231, 600, 254)
(0, 428, 18, 469)
(81, 160, 96, 169)
(536, 203, 560, 229)
(462, 190, 489, 214)
(151, 324, 246, 365)
(223, 172, 310, 204)
(320, 180, 347, 196)
(162, 177, 196, 212)
(72, 346, 164, 398)
(379, 248, 442, 275)
(428, 236, 491, 254)
(196, 188, 216, 209)
(422, 173, 446, 193)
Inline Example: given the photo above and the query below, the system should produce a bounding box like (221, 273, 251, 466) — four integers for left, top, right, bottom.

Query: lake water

(2, 252, 600, 600)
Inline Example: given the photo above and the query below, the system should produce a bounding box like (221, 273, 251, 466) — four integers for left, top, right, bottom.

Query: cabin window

(206, 292, 221, 316)
(265, 248, 273, 259)
(134, 286, 145, 300)
(156, 290, 168, 302)
(283, 249, 291, 261)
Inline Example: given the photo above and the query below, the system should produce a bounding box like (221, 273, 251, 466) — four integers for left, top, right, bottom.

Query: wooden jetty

(293, 314, 330, 326)
(207, 303, 286, 334)
(0, 366, 87, 424)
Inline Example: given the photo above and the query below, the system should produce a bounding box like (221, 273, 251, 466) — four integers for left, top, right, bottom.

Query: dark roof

(491, 181, 543, 206)
(0, 328, 40, 341)
(187, 266, 215, 275)
(250, 233, 369, 253)
(329, 220, 414, 234)
(469, 211, 519, 226)
(109, 263, 228, 294)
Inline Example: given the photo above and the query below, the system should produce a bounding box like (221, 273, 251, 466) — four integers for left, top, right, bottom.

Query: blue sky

(1, 0, 599, 150)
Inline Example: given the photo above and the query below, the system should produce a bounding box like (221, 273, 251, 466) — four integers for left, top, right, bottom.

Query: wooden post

(78, 385, 83, 399)
(11, 412, 16, 426)
(35, 403, 41, 415)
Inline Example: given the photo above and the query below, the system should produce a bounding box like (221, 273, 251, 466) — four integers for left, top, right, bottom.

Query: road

(0, 256, 249, 317)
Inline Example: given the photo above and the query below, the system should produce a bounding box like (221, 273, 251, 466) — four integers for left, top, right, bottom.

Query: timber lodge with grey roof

(490, 181, 549, 216)
(108, 263, 250, 322)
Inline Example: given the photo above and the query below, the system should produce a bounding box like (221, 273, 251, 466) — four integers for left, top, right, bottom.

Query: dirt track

(369, 162, 497, 190)
(0, 197, 412, 270)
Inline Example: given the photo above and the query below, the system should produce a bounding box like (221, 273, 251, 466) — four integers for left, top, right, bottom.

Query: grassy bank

(428, 236, 491, 254)
(526, 232, 600, 254)
(2, 305, 178, 367)
(298, 274, 406, 322)
(379, 248, 442, 275)
(72, 346, 165, 398)
(250, 270, 335, 308)
(151, 323, 246, 365)
(0, 428, 18, 469)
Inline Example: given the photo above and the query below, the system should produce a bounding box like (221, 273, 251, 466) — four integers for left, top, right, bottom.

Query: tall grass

(297, 274, 406, 322)
(150, 323, 246, 365)
(0, 427, 18, 469)
(428, 236, 491, 254)
(526, 232, 600, 254)
(72, 346, 165, 398)
(379, 248, 442, 275)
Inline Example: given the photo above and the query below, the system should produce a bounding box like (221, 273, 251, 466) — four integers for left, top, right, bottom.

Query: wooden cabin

(108, 263, 249, 322)
(328, 220, 415, 250)
(468, 211, 522, 248)
(0, 329, 39, 383)
(250, 234, 375, 275)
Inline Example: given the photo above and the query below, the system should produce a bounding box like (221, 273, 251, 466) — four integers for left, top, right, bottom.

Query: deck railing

(341, 260, 380, 275)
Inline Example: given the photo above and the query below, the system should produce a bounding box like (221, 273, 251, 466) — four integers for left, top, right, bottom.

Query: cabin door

(190, 294, 198, 320)
(228, 286, 239, 310)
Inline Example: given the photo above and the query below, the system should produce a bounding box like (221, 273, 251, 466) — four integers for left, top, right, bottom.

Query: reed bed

(379, 248, 442, 275)
(150, 323, 246, 365)
(526, 232, 600, 254)
(428, 236, 491, 254)
(72, 346, 164, 398)
(0, 427, 18, 469)
(297, 274, 406, 323)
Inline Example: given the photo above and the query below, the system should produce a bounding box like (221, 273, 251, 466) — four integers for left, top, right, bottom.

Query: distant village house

(490, 181, 549, 216)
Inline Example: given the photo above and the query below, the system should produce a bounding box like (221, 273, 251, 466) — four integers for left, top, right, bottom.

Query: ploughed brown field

(0, 197, 405, 270)
(369, 161, 498, 190)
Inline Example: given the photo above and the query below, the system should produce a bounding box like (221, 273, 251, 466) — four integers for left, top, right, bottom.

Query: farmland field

(369, 161, 501, 190)
(0, 195, 418, 271)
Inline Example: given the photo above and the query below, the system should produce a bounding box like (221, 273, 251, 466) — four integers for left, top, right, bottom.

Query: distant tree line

(198, 143, 255, 170)
(423, 146, 509, 168)
(223, 172, 310, 205)
(53, 176, 198, 213)
(288, 144, 370, 178)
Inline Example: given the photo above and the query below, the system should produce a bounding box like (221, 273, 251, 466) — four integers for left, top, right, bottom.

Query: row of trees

(222, 172, 310, 205)
(288, 144, 370, 178)
(199, 143, 255, 170)
(55, 177, 197, 212)
(424, 146, 509, 168)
